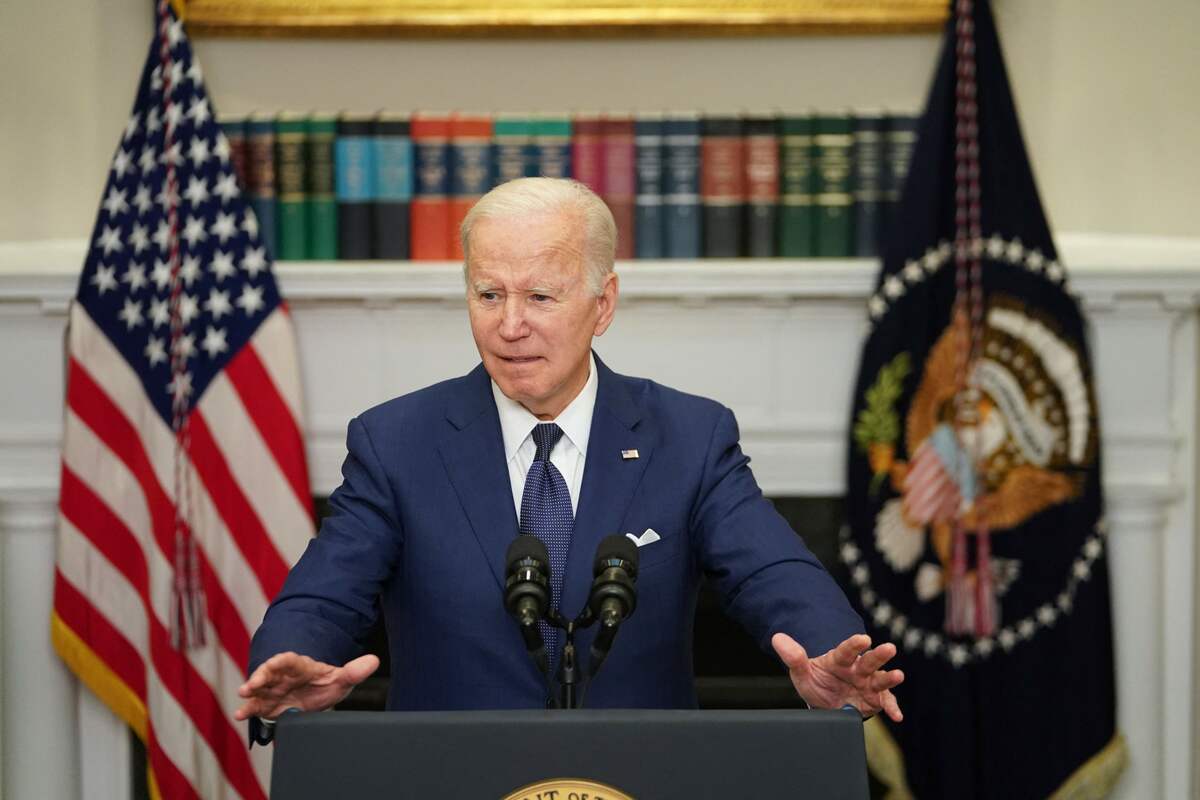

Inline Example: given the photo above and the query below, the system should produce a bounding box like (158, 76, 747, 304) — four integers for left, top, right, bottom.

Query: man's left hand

(771, 632, 904, 722)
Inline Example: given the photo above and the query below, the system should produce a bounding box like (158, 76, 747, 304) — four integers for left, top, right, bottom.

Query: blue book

(245, 114, 278, 259)
(635, 112, 665, 259)
(492, 114, 532, 187)
(373, 113, 413, 260)
(853, 112, 886, 257)
(335, 113, 375, 259)
(533, 114, 572, 179)
(663, 112, 702, 259)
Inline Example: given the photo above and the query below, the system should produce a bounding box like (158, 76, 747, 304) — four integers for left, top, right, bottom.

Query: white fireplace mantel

(2, 233, 1198, 799)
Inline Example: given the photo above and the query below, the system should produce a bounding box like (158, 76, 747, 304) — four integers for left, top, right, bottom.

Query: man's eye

(479, 292, 498, 301)
(531, 294, 552, 303)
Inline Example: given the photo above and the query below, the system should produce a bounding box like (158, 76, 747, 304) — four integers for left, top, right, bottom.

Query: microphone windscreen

(506, 534, 549, 569)
(594, 533, 639, 573)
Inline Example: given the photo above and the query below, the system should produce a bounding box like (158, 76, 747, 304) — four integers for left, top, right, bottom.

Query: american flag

(51, 4, 313, 798)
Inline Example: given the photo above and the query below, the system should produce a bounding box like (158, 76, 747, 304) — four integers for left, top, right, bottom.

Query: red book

(602, 114, 636, 260)
(449, 113, 493, 260)
(410, 113, 452, 260)
(571, 113, 605, 197)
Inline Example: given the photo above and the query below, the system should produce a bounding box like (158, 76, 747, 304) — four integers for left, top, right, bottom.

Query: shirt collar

(491, 353, 598, 463)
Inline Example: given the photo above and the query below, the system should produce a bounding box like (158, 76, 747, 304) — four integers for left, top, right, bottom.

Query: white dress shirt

(491, 354, 598, 518)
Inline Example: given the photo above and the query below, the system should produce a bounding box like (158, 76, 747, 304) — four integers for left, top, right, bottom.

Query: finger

(855, 642, 897, 676)
(770, 633, 809, 671)
(869, 668, 905, 693)
(338, 654, 381, 687)
(881, 690, 904, 722)
(834, 634, 871, 668)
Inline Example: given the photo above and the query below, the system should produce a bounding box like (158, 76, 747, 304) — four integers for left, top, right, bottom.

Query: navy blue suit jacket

(249, 355, 863, 710)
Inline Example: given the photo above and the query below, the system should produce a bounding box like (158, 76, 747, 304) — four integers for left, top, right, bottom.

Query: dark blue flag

(843, 1, 1126, 796)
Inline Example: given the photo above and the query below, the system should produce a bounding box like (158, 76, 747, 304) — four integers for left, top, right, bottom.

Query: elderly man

(236, 177, 903, 729)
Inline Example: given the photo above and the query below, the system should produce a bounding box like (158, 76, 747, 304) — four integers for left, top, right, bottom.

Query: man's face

(466, 209, 618, 420)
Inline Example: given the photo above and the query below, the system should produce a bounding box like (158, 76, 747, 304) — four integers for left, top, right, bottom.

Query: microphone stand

(547, 609, 583, 710)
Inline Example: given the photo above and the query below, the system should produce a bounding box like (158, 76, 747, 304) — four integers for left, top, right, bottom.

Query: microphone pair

(503, 534, 639, 684)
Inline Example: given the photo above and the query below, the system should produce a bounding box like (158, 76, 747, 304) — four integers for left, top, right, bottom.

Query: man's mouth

(500, 355, 541, 363)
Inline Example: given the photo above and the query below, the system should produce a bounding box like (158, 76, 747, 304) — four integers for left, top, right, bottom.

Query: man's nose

(497, 296, 527, 340)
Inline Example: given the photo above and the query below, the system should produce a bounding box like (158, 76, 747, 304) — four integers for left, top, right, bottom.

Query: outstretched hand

(234, 652, 380, 722)
(771, 632, 904, 722)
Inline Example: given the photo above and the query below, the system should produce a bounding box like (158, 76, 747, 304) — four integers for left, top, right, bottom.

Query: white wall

(1, 0, 1198, 243)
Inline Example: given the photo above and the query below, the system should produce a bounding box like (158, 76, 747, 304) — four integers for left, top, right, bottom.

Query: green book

(275, 112, 309, 260)
(779, 114, 816, 257)
(493, 113, 532, 186)
(814, 113, 855, 257)
(307, 114, 338, 260)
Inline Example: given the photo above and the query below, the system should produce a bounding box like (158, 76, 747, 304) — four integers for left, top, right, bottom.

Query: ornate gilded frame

(181, 1, 948, 38)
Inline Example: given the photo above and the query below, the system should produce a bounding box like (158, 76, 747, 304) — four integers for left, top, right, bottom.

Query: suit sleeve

(690, 406, 865, 658)
(248, 414, 404, 674)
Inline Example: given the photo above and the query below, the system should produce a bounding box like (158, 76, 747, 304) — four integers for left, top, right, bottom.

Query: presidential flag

(51, 3, 314, 798)
(843, 1, 1125, 796)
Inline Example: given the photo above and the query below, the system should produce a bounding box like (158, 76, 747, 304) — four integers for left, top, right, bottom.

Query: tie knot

(531, 423, 564, 462)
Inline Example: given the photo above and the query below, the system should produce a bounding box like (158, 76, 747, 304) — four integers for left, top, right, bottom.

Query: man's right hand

(234, 652, 380, 722)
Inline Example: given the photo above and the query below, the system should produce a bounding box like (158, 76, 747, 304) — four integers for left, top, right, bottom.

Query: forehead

(466, 210, 587, 285)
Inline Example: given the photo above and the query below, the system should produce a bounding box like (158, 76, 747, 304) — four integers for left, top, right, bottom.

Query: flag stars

(112, 149, 134, 179)
(213, 172, 239, 203)
(96, 226, 124, 255)
(183, 177, 209, 207)
(211, 211, 237, 243)
(164, 102, 184, 133)
(1046, 262, 1065, 283)
(102, 187, 129, 217)
(178, 292, 200, 325)
(997, 628, 1017, 651)
(205, 288, 233, 319)
(186, 60, 203, 85)
(145, 335, 167, 366)
(902, 260, 923, 282)
(167, 371, 193, 403)
(128, 223, 150, 254)
(201, 326, 228, 358)
(948, 644, 969, 667)
(167, 60, 185, 93)
(187, 136, 211, 167)
(236, 284, 265, 316)
(921, 248, 941, 272)
(1025, 249, 1046, 271)
(133, 184, 153, 216)
(242, 209, 259, 238)
(867, 295, 887, 319)
(883, 275, 905, 299)
(91, 264, 118, 295)
(118, 298, 145, 330)
(139, 147, 159, 175)
(1005, 238, 1025, 264)
(182, 215, 208, 247)
(1036, 605, 1057, 626)
(173, 332, 197, 362)
(241, 246, 268, 278)
(123, 113, 140, 141)
(160, 141, 183, 167)
(156, 184, 180, 213)
(167, 17, 185, 47)
(146, 106, 162, 134)
(151, 259, 172, 291)
(149, 297, 170, 327)
(187, 97, 211, 126)
(213, 133, 231, 163)
(209, 250, 236, 282)
(122, 262, 148, 292)
(179, 254, 201, 287)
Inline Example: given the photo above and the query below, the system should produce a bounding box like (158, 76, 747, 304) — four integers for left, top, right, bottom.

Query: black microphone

(504, 536, 551, 676)
(586, 534, 639, 676)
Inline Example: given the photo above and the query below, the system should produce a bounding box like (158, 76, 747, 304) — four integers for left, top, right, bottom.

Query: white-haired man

(237, 178, 903, 734)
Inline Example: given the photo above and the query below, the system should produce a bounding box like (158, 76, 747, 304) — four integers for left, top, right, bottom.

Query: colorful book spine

(634, 112, 665, 260)
(779, 114, 816, 257)
(220, 117, 249, 192)
(882, 112, 919, 246)
(335, 113, 375, 260)
(603, 114, 636, 261)
(744, 114, 780, 258)
(701, 115, 745, 258)
(307, 114, 338, 260)
(571, 113, 605, 196)
(533, 114, 572, 179)
(275, 112, 309, 261)
(493, 113, 532, 187)
(373, 113, 412, 260)
(410, 113, 452, 260)
(814, 113, 855, 258)
(245, 114, 278, 259)
(450, 112, 494, 260)
(853, 112, 886, 257)
(663, 112, 702, 259)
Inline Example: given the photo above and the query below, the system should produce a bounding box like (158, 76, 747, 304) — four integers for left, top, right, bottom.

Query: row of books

(219, 111, 919, 262)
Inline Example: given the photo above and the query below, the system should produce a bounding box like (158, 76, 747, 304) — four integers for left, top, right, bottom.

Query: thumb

(339, 654, 380, 687)
(771, 632, 809, 672)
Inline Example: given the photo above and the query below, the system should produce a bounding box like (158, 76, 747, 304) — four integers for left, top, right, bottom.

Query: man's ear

(593, 272, 619, 337)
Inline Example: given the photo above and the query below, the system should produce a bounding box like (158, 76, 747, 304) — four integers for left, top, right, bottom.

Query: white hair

(460, 177, 617, 296)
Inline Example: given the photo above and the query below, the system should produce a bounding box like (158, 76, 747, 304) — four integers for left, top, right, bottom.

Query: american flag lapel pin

(621, 449, 640, 460)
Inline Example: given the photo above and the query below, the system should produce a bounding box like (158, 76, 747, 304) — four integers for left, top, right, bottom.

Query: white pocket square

(626, 528, 661, 547)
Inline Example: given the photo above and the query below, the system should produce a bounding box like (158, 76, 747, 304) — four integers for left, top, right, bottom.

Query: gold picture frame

(181, 0, 948, 38)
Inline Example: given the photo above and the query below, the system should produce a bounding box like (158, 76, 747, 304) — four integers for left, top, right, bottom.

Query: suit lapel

(561, 355, 654, 617)
(438, 364, 518, 590)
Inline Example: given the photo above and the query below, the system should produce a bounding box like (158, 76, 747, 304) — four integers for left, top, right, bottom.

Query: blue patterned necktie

(518, 422, 574, 666)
